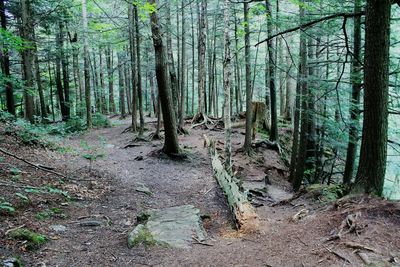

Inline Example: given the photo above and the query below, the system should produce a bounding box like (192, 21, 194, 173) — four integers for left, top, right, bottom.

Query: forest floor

(1, 117, 400, 267)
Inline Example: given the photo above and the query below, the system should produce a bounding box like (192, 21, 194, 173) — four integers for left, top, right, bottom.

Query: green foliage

(307, 184, 346, 202)
(24, 186, 70, 199)
(7, 228, 47, 250)
(0, 28, 26, 51)
(35, 207, 65, 221)
(0, 110, 15, 123)
(15, 193, 29, 203)
(0, 197, 15, 214)
(92, 113, 111, 128)
(128, 226, 157, 247)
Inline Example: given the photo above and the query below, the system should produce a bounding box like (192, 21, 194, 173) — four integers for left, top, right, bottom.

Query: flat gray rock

(128, 205, 206, 248)
(135, 183, 152, 195)
(50, 225, 67, 233)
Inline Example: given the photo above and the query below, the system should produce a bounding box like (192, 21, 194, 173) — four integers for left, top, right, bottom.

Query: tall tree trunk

(99, 48, 107, 113)
(292, 2, 308, 192)
(128, 4, 137, 131)
(134, 6, 144, 136)
(343, 0, 362, 185)
(243, 2, 253, 153)
(21, 0, 35, 123)
(223, 0, 232, 173)
(60, 22, 70, 119)
(266, 0, 278, 142)
(179, 0, 186, 128)
(149, 0, 180, 155)
(234, 13, 242, 114)
(195, 0, 207, 118)
(106, 45, 115, 113)
(191, 3, 195, 115)
(355, 0, 391, 196)
(48, 61, 55, 122)
(118, 53, 126, 117)
(33, 35, 47, 120)
(166, 1, 179, 119)
(82, 0, 92, 127)
(1, 0, 15, 115)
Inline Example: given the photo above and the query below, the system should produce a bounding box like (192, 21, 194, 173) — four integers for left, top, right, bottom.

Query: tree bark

(266, 0, 278, 142)
(179, 0, 186, 129)
(82, 0, 92, 127)
(134, 6, 144, 136)
(343, 0, 362, 185)
(243, 2, 253, 153)
(149, 0, 180, 155)
(292, 2, 308, 192)
(355, 0, 391, 196)
(21, 0, 35, 123)
(1, 0, 15, 115)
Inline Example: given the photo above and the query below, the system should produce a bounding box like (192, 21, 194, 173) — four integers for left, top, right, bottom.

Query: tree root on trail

(0, 147, 67, 179)
(252, 140, 282, 154)
(148, 132, 163, 141)
(191, 113, 222, 129)
(148, 149, 188, 161)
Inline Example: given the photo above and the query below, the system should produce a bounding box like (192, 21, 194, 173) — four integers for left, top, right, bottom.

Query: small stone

(135, 183, 152, 196)
(50, 225, 67, 233)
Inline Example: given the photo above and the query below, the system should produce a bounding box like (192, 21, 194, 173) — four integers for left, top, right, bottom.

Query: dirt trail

(3, 119, 399, 267)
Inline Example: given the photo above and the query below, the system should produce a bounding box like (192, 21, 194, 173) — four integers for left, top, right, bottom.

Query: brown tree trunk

(21, 0, 35, 123)
(343, 0, 362, 185)
(134, 6, 144, 136)
(149, 0, 180, 155)
(355, 0, 391, 196)
(1, 0, 15, 115)
(243, 2, 253, 153)
(82, 0, 92, 127)
(106, 45, 115, 114)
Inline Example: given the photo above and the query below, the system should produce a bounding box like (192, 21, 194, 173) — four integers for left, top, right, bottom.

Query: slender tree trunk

(118, 53, 126, 117)
(355, 0, 391, 196)
(149, 0, 180, 155)
(166, 1, 179, 119)
(82, 0, 92, 127)
(343, 0, 362, 185)
(191, 3, 195, 115)
(128, 4, 138, 131)
(99, 48, 107, 113)
(48, 61, 55, 122)
(196, 0, 207, 118)
(266, 0, 278, 142)
(179, 0, 186, 128)
(33, 37, 47, 120)
(243, 2, 253, 153)
(21, 0, 35, 123)
(223, 0, 232, 173)
(134, 6, 144, 136)
(1, 0, 15, 115)
(106, 45, 115, 114)
(292, 2, 308, 192)
(234, 13, 242, 114)
(60, 22, 70, 119)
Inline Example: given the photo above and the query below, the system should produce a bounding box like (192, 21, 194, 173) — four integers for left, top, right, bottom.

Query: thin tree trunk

(223, 0, 232, 173)
(134, 6, 144, 136)
(82, 0, 92, 127)
(243, 2, 253, 153)
(149, 0, 180, 155)
(1, 0, 15, 115)
(21, 0, 35, 123)
(118, 53, 126, 117)
(196, 0, 207, 118)
(106, 45, 115, 113)
(128, 4, 137, 131)
(292, 2, 308, 192)
(343, 0, 362, 185)
(266, 0, 278, 142)
(179, 0, 186, 129)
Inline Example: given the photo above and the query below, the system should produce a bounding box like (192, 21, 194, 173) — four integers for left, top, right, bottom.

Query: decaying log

(203, 135, 259, 232)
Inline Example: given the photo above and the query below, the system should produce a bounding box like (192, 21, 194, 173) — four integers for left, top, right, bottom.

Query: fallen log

(203, 135, 259, 232)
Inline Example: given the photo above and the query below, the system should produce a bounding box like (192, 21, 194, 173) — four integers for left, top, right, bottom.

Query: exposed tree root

(0, 147, 67, 179)
(191, 113, 221, 129)
(148, 132, 163, 141)
(253, 140, 282, 154)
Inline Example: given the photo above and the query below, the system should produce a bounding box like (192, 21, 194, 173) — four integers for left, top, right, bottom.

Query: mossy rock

(127, 224, 158, 248)
(7, 228, 47, 250)
(306, 184, 346, 202)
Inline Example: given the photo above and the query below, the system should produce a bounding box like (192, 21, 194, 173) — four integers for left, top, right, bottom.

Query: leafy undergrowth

(0, 111, 111, 148)
(0, 116, 111, 262)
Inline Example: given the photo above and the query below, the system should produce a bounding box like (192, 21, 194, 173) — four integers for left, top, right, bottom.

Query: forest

(0, 0, 400, 266)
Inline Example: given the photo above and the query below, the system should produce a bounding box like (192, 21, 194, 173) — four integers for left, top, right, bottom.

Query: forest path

(41, 118, 350, 266)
